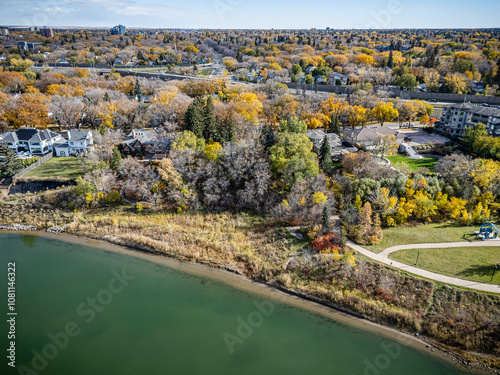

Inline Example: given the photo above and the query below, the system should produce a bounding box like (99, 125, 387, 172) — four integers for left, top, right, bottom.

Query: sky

(0, 0, 499, 29)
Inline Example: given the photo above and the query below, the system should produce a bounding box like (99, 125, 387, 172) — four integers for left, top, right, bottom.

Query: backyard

(24, 157, 86, 180)
(363, 222, 479, 253)
(389, 247, 500, 284)
(386, 155, 438, 172)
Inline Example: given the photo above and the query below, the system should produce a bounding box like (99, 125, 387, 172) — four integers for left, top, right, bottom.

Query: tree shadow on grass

(462, 233, 480, 242)
(457, 264, 497, 279)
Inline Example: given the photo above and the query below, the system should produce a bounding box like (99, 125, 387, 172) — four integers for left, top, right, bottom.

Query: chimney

(67, 130, 71, 140)
(132, 129, 136, 138)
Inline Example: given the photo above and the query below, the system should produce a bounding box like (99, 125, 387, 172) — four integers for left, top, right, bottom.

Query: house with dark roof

(54, 130, 93, 157)
(122, 129, 170, 158)
(436, 103, 500, 138)
(0, 127, 62, 155)
(306, 129, 342, 153)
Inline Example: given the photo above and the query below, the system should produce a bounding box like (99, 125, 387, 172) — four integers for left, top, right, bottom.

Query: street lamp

(414, 249, 420, 266)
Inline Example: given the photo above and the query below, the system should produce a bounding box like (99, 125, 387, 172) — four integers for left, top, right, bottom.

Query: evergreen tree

(261, 124, 275, 149)
(134, 78, 142, 100)
(222, 116, 237, 143)
(319, 135, 332, 173)
(0, 145, 22, 177)
(109, 146, 122, 170)
(328, 114, 341, 135)
(322, 205, 330, 231)
(103, 92, 110, 102)
(184, 97, 205, 138)
(203, 97, 217, 141)
(387, 50, 394, 69)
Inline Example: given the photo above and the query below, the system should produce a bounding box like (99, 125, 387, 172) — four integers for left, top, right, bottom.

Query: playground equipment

(476, 223, 500, 240)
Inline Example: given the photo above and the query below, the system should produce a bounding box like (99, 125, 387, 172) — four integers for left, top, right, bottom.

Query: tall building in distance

(110, 25, 126, 35)
(40, 28, 54, 38)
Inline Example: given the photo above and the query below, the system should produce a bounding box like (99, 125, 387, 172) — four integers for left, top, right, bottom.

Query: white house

(0, 128, 62, 155)
(54, 130, 93, 157)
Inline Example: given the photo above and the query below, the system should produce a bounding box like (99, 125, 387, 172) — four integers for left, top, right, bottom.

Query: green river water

(0, 233, 471, 375)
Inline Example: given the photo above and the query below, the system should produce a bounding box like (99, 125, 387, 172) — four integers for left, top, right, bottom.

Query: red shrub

(311, 233, 340, 253)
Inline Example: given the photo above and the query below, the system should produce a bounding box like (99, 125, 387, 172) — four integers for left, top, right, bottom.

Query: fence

(285, 82, 500, 104)
(13, 153, 53, 180)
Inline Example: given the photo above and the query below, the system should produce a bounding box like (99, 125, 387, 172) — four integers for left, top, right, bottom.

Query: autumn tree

(3, 93, 51, 129)
(374, 135, 399, 159)
(371, 102, 399, 126)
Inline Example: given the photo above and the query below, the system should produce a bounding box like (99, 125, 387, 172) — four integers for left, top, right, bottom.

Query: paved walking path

(379, 240, 500, 257)
(347, 240, 500, 293)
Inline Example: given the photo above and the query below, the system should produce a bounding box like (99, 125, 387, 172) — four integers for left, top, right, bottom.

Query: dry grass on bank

(68, 207, 299, 279)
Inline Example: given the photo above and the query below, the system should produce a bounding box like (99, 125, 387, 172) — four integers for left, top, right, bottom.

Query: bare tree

(49, 95, 85, 130)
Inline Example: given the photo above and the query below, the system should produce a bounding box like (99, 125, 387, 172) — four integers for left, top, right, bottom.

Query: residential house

(0, 127, 62, 155)
(305, 65, 315, 74)
(54, 130, 93, 157)
(435, 103, 500, 138)
(342, 126, 402, 148)
(328, 73, 348, 85)
(122, 129, 170, 158)
(306, 129, 342, 153)
(314, 75, 326, 84)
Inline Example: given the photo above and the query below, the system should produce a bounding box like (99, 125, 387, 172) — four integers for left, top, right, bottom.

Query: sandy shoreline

(4, 230, 497, 374)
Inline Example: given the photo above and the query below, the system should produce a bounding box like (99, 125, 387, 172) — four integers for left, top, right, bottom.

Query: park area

(385, 155, 438, 172)
(24, 157, 86, 180)
(363, 222, 478, 253)
(389, 247, 500, 285)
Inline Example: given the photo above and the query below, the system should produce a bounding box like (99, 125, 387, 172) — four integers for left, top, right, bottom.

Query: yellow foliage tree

(371, 102, 399, 126)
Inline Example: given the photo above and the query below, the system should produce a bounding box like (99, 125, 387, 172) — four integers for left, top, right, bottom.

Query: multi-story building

(54, 130, 93, 157)
(0, 128, 62, 155)
(40, 28, 54, 38)
(17, 41, 42, 51)
(436, 103, 500, 137)
(110, 25, 126, 35)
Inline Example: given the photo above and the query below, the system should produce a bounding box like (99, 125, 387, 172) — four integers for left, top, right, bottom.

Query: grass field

(24, 157, 86, 179)
(197, 68, 215, 77)
(389, 247, 500, 284)
(386, 155, 438, 172)
(363, 222, 479, 253)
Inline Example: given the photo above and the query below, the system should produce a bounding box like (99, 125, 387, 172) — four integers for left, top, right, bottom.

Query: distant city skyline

(0, 0, 499, 30)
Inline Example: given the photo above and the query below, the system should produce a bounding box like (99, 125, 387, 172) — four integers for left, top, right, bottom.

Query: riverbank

(14, 229, 498, 375)
(0, 203, 498, 370)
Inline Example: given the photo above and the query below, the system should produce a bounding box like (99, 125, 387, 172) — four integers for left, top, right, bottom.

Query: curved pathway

(347, 240, 500, 293)
(379, 240, 500, 257)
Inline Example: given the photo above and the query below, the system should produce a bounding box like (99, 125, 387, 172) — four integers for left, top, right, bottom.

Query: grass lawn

(197, 68, 215, 77)
(386, 155, 438, 172)
(389, 247, 500, 285)
(364, 222, 479, 253)
(24, 157, 86, 180)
